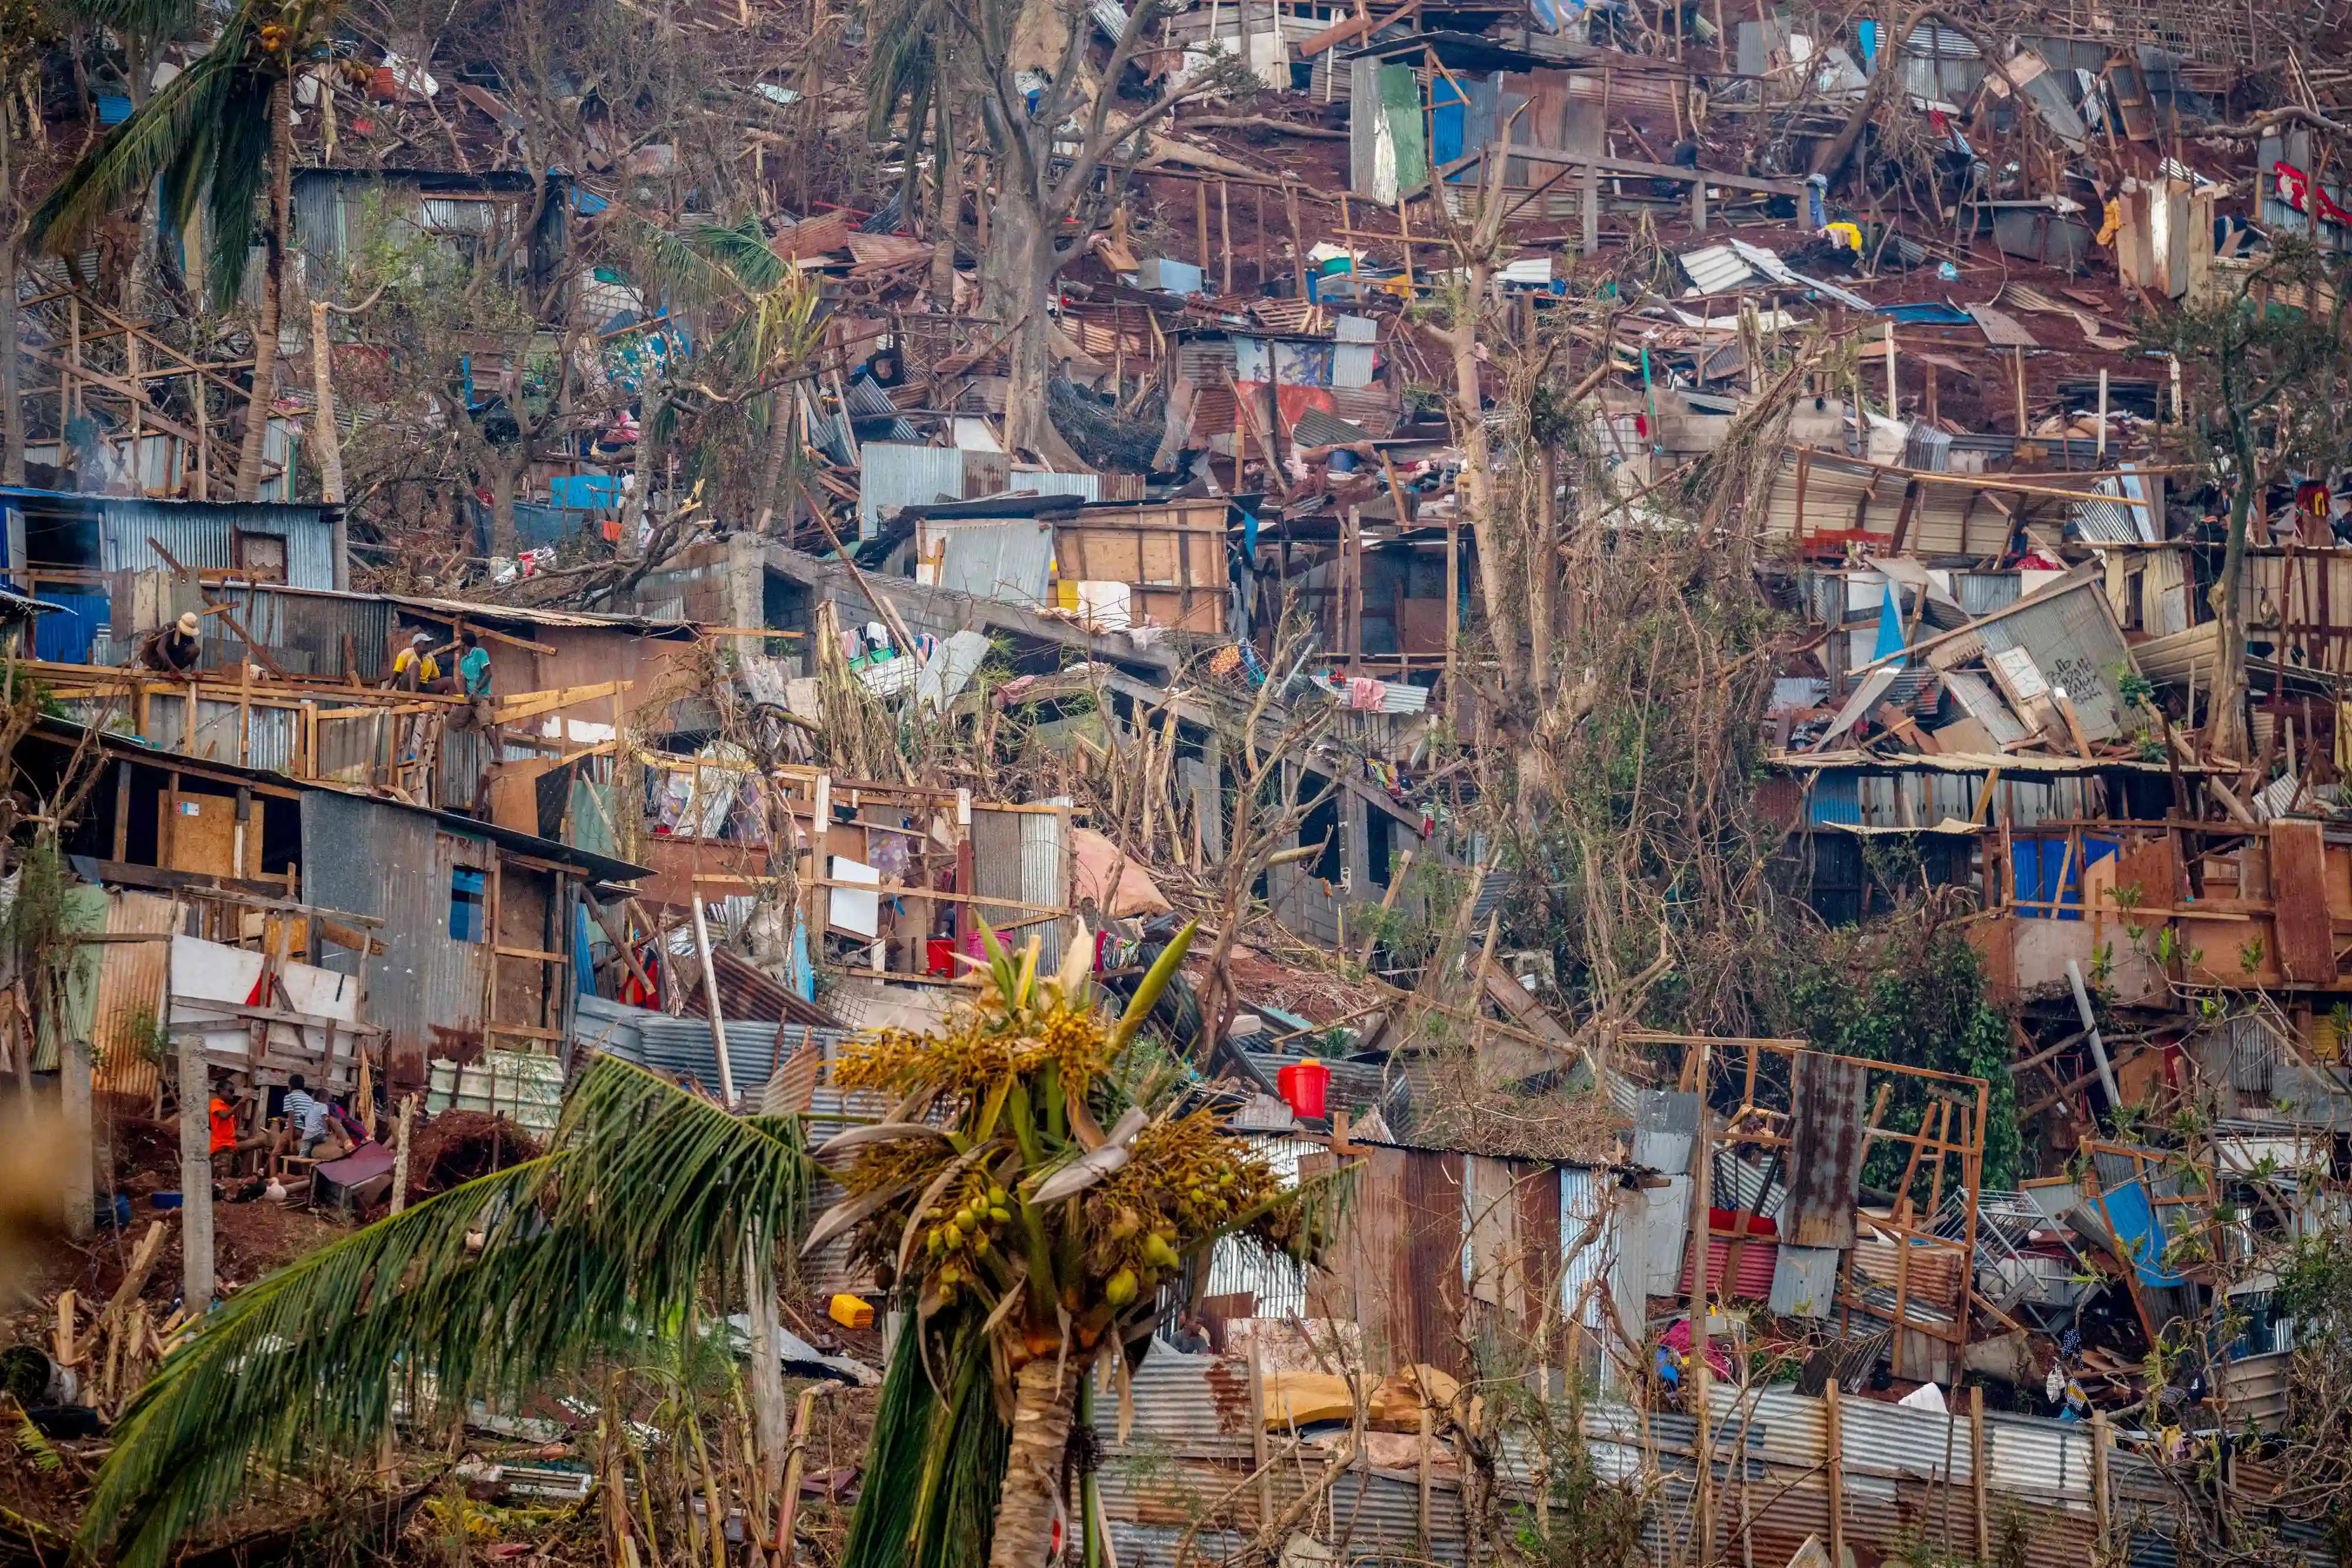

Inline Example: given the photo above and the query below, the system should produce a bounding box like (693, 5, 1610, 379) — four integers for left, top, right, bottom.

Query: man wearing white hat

(138, 610, 203, 678)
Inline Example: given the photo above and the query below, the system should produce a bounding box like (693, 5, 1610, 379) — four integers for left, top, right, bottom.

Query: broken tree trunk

(309, 298, 345, 505)
(1809, 7, 2002, 189)
(742, 1219, 790, 1496)
(1448, 256, 1521, 694)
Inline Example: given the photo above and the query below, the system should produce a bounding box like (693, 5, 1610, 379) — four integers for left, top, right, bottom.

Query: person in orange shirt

(208, 1077, 272, 1175)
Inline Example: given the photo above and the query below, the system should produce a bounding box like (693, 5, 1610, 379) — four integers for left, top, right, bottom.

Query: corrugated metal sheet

(2071, 465, 2156, 544)
(1681, 1233, 1780, 1299)
(1764, 450, 2012, 557)
(1768, 1243, 1841, 1315)
(1309, 673, 1432, 713)
(1837, 767, 2080, 828)
(1728, 239, 1875, 310)
(91, 499, 338, 589)
(299, 791, 483, 1088)
(841, 375, 918, 444)
(1713, 1154, 1787, 1218)
(1678, 243, 1755, 295)
(858, 443, 1013, 537)
(1294, 408, 1371, 447)
(970, 803, 1069, 967)
(1972, 574, 2137, 741)
(1632, 1089, 1698, 1174)
(1952, 571, 2023, 619)
(1559, 1166, 1613, 1331)
(1782, 1051, 1866, 1248)
(1094, 1346, 1472, 1566)
(1943, 669, 2030, 747)
(677, 944, 837, 1031)
(1203, 1135, 1318, 1319)
(437, 725, 493, 813)
(130, 691, 306, 775)
(1241, 1050, 1391, 1113)
(572, 991, 647, 1061)
(1900, 22, 1982, 57)
(1903, 423, 1953, 470)
(205, 583, 396, 678)
(315, 704, 393, 785)
(1004, 470, 1101, 504)
(1084, 1335, 2320, 1568)
(929, 520, 1054, 606)
(427, 1051, 563, 1136)
(622, 1013, 858, 1105)
(90, 890, 177, 1106)
(1017, 807, 1068, 967)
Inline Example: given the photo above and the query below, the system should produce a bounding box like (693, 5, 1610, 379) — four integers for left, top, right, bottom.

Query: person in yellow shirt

(388, 632, 442, 691)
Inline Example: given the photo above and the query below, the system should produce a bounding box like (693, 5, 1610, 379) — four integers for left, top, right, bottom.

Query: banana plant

(822, 921, 1346, 1568)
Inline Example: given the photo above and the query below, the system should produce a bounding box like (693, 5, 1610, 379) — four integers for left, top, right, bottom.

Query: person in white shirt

(276, 1075, 346, 1161)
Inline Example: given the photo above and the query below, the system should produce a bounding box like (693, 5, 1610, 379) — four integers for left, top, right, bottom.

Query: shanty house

(4, 487, 344, 663)
(15, 718, 644, 1098)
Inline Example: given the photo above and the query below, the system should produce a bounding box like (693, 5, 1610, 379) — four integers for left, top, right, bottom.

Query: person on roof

(452, 628, 495, 730)
(389, 631, 443, 691)
(138, 611, 203, 677)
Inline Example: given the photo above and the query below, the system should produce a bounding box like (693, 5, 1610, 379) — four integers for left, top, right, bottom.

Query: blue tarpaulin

(575, 905, 598, 994)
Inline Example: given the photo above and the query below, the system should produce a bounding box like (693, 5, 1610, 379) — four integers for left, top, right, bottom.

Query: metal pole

(2065, 958, 2121, 1109)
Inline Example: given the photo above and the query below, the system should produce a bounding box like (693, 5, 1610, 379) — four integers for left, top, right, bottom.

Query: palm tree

(78, 923, 1335, 1568)
(28, 0, 329, 500)
(76, 1055, 813, 1568)
(639, 216, 826, 539)
(822, 924, 1339, 1568)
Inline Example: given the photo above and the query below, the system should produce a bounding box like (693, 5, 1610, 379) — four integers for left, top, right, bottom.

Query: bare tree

(943, 0, 1220, 464)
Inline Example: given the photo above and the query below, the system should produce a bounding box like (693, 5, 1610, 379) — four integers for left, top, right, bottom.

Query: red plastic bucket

(1280, 1058, 1329, 1120)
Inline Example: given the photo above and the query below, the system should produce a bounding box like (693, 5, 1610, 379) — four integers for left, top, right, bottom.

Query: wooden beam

(1297, 0, 1427, 56)
(1438, 142, 1805, 197)
(492, 680, 633, 724)
(399, 608, 560, 655)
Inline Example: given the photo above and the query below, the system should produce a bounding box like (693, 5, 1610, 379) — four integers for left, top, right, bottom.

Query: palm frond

(27, 38, 243, 258)
(77, 0, 199, 45)
(840, 1315, 1007, 1568)
(1112, 920, 1195, 1050)
(201, 66, 278, 306)
(549, 1054, 811, 1284)
(637, 219, 758, 309)
(79, 1055, 811, 1568)
(863, 0, 941, 142)
(693, 216, 787, 293)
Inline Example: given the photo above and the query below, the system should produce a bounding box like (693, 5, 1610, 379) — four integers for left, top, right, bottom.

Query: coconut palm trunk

(2, 105, 25, 487)
(233, 73, 291, 502)
(988, 1356, 1077, 1568)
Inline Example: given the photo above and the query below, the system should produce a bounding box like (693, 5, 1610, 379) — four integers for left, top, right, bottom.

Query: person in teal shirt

(456, 628, 494, 728)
